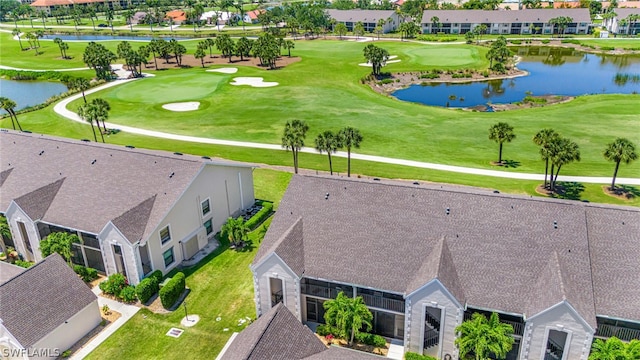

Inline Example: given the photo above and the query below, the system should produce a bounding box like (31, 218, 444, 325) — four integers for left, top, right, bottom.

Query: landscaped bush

(600, 46, 615, 51)
(14, 260, 34, 268)
(316, 324, 338, 336)
(245, 202, 273, 230)
(355, 332, 387, 348)
(99, 273, 128, 297)
(510, 40, 522, 44)
(561, 39, 580, 44)
(136, 276, 159, 304)
(420, 73, 439, 79)
(73, 265, 99, 282)
(150, 270, 164, 284)
(159, 272, 185, 309)
(119, 285, 137, 302)
(405, 352, 438, 360)
(541, 39, 550, 44)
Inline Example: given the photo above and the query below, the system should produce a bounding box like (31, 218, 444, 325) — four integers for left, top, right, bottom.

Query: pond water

(392, 47, 640, 108)
(0, 78, 68, 113)
(41, 34, 194, 42)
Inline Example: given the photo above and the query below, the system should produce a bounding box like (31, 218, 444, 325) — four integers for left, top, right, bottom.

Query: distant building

(326, 9, 401, 33)
(603, 8, 640, 35)
(421, 8, 591, 35)
(166, 9, 187, 25)
(30, 0, 132, 15)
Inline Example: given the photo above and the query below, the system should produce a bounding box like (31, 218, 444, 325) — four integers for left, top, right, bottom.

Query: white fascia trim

(406, 278, 463, 309)
(527, 301, 595, 333)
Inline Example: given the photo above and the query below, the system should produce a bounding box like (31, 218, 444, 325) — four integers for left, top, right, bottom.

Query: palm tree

(455, 312, 514, 360)
(78, 102, 107, 142)
(281, 119, 309, 174)
(338, 127, 363, 177)
(72, 78, 91, 103)
(488, 122, 515, 164)
(323, 292, 373, 345)
(124, 9, 135, 32)
(0, 97, 22, 131)
(0, 215, 12, 251)
(221, 217, 249, 247)
(91, 98, 110, 132)
(39, 232, 80, 267)
(549, 137, 580, 192)
(38, 10, 48, 29)
(12, 28, 24, 51)
(533, 129, 559, 189)
(589, 337, 625, 360)
(315, 131, 340, 175)
(603, 138, 638, 190)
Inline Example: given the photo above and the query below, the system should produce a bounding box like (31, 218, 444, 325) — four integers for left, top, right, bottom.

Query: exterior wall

(5, 203, 40, 262)
(421, 21, 588, 35)
(252, 254, 300, 319)
(0, 322, 27, 360)
(521, 302, 594, 360)
(144, 165, 254, 278)
(30, 300, 101, 360)
(405, 280, 463, 359)
(99, 224, 140, 283)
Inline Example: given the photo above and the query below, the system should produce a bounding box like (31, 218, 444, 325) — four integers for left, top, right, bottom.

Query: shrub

(600, 46, 615, 51)
(61, 349, 72, 358)
(355, 332, 387, 347)
(102, 304, 111, 315)
(420, 73, 439, 79)
(159, 272, 186, 309)
(136, 276, 159, 304)
(14, 260, 34, 268)
(119, 285, 137, 302)
(73, 265, 99, 282)
(510, 40, 522, 44)
(541, 39, 550, 44)
(316, 324, 337, 336)
(379, 79, 394, 84)
(405, 352, 438, 360)
(245, 202, 274, 229)
(99, 273, 128, 297)
(150, 270, 164, 284)
(561, 39, 579, 44)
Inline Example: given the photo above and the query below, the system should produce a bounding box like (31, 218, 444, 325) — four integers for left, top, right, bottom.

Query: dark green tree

(281, 119, 309, 174)
(603, 138, 638, 190)
(488, 122, 515, 164)
(338, 126, 363, 177)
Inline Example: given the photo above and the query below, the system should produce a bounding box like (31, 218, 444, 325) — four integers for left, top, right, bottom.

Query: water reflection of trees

(613, 73, 640, 86)
(599, 55, 635, 69)
(482, 80, 506, 99)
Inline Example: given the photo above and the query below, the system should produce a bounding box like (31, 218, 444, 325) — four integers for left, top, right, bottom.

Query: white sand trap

(162, 102, 200, 112)
(206, 67, 238, 74)
(358, 55, 401, 67)
(230, 77, 278, 88)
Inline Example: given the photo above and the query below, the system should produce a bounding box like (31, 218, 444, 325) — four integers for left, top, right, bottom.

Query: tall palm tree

(12, 28, 24, 51)
(281, 119, 309, 174)
(315, 131, 340, 175)
(488, 122, 515, 164)
(78, 102, 104, 142)
(588, 337, 625, 360)
(603, 138, 638, 190)
(338, 127, 363, 177)
(0, 215, 12, 251)
(455, 312, 514, 360)
(323, 292, 373, 345)
(221, 217, 249, 247)
(91, 98, 111, 132)
(549, 137, 580, 192)
(533, 129, 559, 189)
(347, 295, 373, 345)
(73, 78, 91, 103)
(0, 97, 22, 131)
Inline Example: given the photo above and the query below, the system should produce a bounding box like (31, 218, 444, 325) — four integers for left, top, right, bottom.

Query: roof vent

(553, 221, 558, 229)
(169, 172, 175, 178)
(91, 159, 97, 165)
(38, 150, 44, 156)
(325, 193, 330, 200)
(446, 207, 450, 215)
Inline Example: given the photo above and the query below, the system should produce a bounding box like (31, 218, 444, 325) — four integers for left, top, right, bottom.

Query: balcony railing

(596, 324, 640, 342)
(359, 293, 405, 313)
(301, 283, 352, 299)
(463, 312, 524, 336)
(271, 290, 283, 306)
(423, 328, 439, 350)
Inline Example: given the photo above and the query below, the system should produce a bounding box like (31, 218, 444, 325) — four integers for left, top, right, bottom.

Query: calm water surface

(392, 47, 640, 108)
(0, 78, 68, 113)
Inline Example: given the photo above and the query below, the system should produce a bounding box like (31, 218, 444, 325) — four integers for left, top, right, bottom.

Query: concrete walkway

(53, 79, 640, 185)
(387, 339, 404, 359)
(69, 287, 140, 360)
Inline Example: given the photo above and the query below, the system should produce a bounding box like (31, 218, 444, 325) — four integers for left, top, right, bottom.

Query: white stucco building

(251, 175, 640, 359)
(0, 131, 255, 285)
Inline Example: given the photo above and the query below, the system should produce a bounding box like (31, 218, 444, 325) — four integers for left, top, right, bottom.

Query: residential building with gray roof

(0, 130, 255, 285)
(326, 9, 401, 33)
(252, 175, 640, 359)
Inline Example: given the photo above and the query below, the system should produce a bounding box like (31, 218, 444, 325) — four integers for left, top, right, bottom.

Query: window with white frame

(201, 199, 210, 216)
(204, 219, 213, 235)
(160, 226, 171, 245)
(163, 247, 175, 267)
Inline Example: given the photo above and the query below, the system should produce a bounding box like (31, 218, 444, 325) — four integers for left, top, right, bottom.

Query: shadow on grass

(502, 159, 521, 168)
(609, 184, 640, 199)
(552, 182, 585, 201)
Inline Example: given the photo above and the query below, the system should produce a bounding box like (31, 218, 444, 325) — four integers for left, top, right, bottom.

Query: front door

(113, 244, 128, 279)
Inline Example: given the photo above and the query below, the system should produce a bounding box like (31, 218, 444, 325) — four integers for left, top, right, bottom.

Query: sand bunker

(230, 77, 278, 88)
(359, 55, 401, 67)
(162, 102, 200, 112)
(206, 67, 238, 74)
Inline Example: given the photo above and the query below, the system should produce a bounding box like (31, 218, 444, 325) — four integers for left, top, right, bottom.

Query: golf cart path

(46, 75, 639, 186)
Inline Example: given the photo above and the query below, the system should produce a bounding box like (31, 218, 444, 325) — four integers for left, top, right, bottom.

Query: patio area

(181, 236, 219, 267)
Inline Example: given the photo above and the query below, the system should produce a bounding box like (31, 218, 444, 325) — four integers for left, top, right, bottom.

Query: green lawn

(85, 168, 291, 360)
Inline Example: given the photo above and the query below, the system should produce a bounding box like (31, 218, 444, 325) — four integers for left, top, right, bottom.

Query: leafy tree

(522, 0, 541, 8)
(0, 215, 12, 251)
(236, 37, 253, 61)
(282, 119, 309, 174)
(40, 232, 80, 267)
(603, 138, 638, 190)
(363, 44, 389, 76)
(455, 312, 514, 360)
(354, 21, 365, 39)
(486, 36, 511, 72)
(399, 21, 421, 40)
(221, 217, 249, 247)
(332, 0, 356, 9)
(0, 97, 22, 131)
(194, 43, 207, 67)
(465, 31, 475, 44)
(588, 337, 625, 360)
(323, 292, 373, 345)
(338, 126, 363, 177)
(549, 16, 572, 37)
(430, 16, 440, 34)
(488, 122, 515, 164)
(83, 42, 116, 80)
(12, 28, 23, 51)
(335, 22, 348, 39)
(533, 129, 560, 189)
(315, 131, 340, 175)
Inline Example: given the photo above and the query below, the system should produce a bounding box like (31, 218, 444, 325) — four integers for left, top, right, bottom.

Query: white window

(163, 247, 175, 267)
(201, 198, 210, 216)
(160, 226, 171, 245)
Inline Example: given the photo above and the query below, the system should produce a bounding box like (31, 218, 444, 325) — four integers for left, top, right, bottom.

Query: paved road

(53, 77, 640, 185)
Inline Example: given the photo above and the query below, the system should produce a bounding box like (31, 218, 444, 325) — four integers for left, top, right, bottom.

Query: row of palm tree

(78, 98, 111, 143)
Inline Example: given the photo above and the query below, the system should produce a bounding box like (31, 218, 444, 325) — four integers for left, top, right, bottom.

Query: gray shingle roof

(111, 195, 157, 244)
(525, 251, 568, 318)
(326, 9, 396, 23)
(302, 346, 385, 359)
(0, 262, 25, 283)
(271, 217, 305, 277)
(1, 131, 250, 242)
(614, 8, 640, 18)
(256, 176, 640, 325)
(420, 9, 591, 24)
(13, 178, 65, 221)
(0, 168, 12, 187)
(222, 303, 327, 360)
(0, 253, 97, 347)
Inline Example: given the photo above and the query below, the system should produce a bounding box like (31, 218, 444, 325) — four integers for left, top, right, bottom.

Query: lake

(41, 34, 194, 42)
(392, 47, 640, 108)
(0, 79, 68, 113)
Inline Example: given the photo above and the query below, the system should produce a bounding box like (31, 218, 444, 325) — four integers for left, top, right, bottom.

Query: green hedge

(119, 285, 137, 302)
(245, 201, 273, 230)
(316, 324, 338, 336)
(355, 332, 387, 348)
(405, 352, 438, 360)
(14, 260, 34, 268)
(73, 265, 99, 282)
(150, 270, 163, 284)
(99, 273, 128, 297)
(159, 272, 185, 309)
(136, 276, 159, 304)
